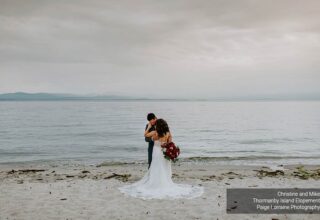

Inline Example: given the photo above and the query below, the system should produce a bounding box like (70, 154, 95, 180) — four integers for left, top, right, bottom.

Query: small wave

(197, 129, 225, 133)
(0, 151, 44, 156)
(238, 138, 296, 145)
(182, 155, 320, 162)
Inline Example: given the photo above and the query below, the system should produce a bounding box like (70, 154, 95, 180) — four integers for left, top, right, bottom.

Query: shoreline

(1, 160, 320, 179)
(1, 154, 320, 166)
(1, 162, 319, 219)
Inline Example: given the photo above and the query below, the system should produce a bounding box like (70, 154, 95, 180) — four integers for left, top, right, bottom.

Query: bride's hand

(168, 133, 172, 143)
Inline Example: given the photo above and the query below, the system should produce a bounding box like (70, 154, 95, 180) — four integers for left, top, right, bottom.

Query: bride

(118, 118, 204, 200)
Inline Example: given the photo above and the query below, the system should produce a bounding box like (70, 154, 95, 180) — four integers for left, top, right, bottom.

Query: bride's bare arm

(144, 123, 153, 137)
(152, 132, 158, 141)
(145, 130, 156, 138)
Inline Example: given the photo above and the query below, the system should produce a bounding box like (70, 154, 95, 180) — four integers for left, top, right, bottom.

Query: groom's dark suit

(145, 124, 155, 169)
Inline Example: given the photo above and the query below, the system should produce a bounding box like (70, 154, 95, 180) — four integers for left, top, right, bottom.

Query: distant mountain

(0, 92, 139, 101)
(0, 92, 319, 101)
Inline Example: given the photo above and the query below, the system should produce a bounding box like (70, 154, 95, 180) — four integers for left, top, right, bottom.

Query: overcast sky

(0, 0, 319, 98)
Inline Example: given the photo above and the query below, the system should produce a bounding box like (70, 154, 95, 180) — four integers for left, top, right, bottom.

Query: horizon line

(0, 91, 319, 101)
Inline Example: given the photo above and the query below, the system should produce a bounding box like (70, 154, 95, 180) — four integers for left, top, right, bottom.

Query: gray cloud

(0, 0, 319, 98)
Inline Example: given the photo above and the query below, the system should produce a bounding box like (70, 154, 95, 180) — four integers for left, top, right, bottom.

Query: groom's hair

(147, 113, 156, 121)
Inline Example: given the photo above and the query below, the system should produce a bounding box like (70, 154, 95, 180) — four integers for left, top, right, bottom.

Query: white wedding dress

(118, 140, 204, 200)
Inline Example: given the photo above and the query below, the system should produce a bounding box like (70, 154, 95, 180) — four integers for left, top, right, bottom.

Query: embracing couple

(144, 113, 167, 169)
(118, 113, 204, 200)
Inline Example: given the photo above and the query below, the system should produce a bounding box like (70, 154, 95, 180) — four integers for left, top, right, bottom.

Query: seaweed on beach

(7, 169, 45, 174)
(255, 169, 284, 177)
(200, 175, 216, 181)
(104, 173, 131, 182)
(96, 162, 135, 167)
(292, 165, 320, 180)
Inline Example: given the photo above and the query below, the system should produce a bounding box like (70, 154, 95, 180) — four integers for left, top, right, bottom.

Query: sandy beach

(0, 161, 319, 220)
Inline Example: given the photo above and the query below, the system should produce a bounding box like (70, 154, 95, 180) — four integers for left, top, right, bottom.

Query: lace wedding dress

(118, 140, 204, 199)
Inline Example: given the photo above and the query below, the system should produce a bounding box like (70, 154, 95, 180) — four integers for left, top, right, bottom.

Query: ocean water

(0, 101, 319, 166)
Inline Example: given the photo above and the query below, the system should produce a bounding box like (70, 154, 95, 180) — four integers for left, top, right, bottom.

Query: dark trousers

(148, 141, 154, 169)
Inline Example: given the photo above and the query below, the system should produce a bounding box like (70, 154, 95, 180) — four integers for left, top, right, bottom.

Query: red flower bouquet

(161, 142, 180, 162)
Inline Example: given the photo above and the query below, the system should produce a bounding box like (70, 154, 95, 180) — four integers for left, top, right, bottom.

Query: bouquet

(160, 142, 180, 162)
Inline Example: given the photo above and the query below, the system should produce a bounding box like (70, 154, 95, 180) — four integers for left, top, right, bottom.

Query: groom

(144, 113, 157, 169)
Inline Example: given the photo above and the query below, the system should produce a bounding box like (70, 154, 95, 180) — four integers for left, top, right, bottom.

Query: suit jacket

(145, 124, 155, 142)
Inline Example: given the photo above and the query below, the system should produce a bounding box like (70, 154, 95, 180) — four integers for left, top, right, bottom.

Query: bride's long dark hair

(155, 119, 170, 138)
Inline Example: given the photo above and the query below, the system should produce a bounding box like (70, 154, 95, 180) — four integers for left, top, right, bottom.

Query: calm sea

(0, 101, 319, 166)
